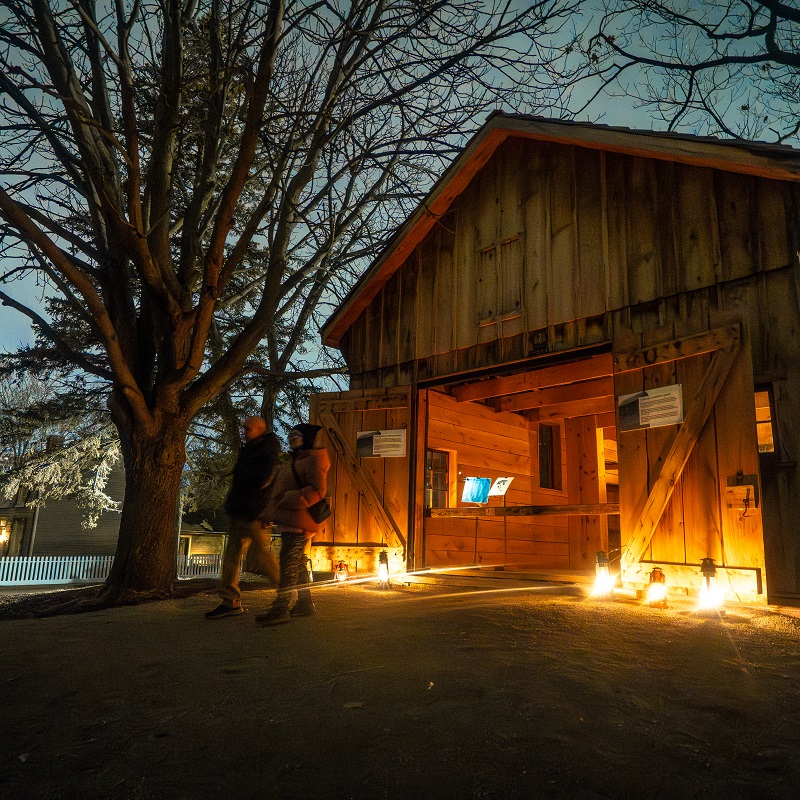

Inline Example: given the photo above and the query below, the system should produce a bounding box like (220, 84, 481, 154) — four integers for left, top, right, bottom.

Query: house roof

(320, 112, 800, 348)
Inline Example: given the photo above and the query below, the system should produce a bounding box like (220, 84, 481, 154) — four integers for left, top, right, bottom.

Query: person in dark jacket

(205, 416, 281, 619)
(255, 423, 330, 626)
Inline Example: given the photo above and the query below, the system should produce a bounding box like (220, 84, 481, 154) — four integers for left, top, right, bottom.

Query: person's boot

(205, 603, 243, 619)
(255, 606, 291, 626)
(290, 598, 316, 617)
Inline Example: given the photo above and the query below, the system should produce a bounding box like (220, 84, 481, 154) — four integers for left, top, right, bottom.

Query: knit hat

(289, 423, 322, 450)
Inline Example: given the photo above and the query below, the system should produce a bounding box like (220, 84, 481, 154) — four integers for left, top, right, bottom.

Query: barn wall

(310, 389, 411, 562)
(335, 135, 800, 599)
(343, 137, 796, 390)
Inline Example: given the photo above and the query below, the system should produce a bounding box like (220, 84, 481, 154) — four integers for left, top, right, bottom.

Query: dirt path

(1, 580, 799, 799)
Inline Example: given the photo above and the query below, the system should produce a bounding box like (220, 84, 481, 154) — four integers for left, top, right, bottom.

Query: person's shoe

(290, 601, 316, 618)
(205, 603, 243, 619)
(255, 608, 291, 627)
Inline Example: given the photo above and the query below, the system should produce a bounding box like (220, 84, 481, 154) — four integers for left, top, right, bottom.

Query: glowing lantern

(698, 557, 725, 614)
(646, 566, 668, 608)
(592, 550, 614, 597)
(335, 560, 349, 582)
(377, 550, 390, 588)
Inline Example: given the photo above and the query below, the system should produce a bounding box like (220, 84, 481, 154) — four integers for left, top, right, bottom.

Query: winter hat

(290, 423, 322, 450)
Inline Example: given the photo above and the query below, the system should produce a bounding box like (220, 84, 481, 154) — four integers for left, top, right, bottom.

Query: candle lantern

(593, 550, 614, 597)
(377, 550, 390, 588)
(335, 560, 349, 582)
(698, 557, 725, 614)
(647, 566, 668, 608)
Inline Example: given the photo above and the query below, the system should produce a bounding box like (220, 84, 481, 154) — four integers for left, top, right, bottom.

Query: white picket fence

(0, 554, 223, 586)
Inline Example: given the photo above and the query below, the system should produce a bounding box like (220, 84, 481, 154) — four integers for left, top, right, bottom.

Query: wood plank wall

(310, 389, 411, 551)
(614, 300, 770, 597)
(342, 137, 795, 389)
(424, 389, 573, 571)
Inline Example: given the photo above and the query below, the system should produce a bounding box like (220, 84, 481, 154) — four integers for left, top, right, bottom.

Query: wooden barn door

(615, 323, 767, 602)
(309, 388, 410, 575)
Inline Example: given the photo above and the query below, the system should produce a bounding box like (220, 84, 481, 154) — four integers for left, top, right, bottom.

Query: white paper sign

(356, 429, 407, 458)
(488, 477, 514, 497)
(618, 384, 684, 431)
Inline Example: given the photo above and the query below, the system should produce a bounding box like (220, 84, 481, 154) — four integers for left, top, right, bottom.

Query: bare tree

(0, 0, 583, 602)
(583, 0, 800, 143)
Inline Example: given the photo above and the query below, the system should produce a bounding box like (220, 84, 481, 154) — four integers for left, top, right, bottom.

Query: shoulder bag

(290, 459, 331, 524)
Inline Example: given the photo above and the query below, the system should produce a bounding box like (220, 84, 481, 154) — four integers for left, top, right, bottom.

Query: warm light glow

(0, 522, 8, 545)
(592, 551, 614, 597)
(335, 560, 349, 582)
(698, 580, 725, 610)
(646, 580, 667, 605)
(377, 550, 390, 588)
(592, 566, 615, 597)
(697, 557, 725, 612)
(646, 567, 668, 608)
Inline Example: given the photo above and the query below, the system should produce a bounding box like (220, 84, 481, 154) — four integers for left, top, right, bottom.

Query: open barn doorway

(419, 350, 619, 578)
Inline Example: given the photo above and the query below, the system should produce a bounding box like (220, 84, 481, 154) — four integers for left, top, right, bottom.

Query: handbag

(290, 460, 331, 523)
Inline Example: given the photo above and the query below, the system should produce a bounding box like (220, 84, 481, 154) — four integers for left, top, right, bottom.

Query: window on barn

(539, 423, 562, 491)
(425, 449, 451, 508)
(477, 236, 523, 342)
(755, 389, 775, 454)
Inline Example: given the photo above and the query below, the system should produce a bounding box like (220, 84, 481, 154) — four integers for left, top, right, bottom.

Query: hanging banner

(618, 384, 684, 431)
(356, 429, 407, 458)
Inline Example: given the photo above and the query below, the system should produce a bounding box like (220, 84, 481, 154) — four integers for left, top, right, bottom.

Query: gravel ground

(1, 578, 800, 800)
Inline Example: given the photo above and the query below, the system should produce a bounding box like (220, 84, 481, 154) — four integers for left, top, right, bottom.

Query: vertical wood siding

(342, 138, 794, 385)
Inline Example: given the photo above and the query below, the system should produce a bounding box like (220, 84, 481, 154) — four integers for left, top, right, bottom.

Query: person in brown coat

(256, 423, 330, 626)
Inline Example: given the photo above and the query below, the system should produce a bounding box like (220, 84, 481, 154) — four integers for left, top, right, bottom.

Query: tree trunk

(103, 418, 189, 601)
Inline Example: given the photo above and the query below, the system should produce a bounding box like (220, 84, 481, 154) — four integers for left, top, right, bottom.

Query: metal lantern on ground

(646, 566, 668, 608)
(335, 560, 349, 582)
(592, 550, 614, 597)
(377, 550, 390, 589)
(698, 557, 725, 615)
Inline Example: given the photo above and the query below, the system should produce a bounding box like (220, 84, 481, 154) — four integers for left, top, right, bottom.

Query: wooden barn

(311, 113, 800, 606)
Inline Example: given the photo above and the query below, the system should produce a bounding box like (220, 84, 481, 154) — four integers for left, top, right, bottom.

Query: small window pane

(426, 449, 449, 508)
(539, 424, 562, 490)
(754, 391, 775, 453)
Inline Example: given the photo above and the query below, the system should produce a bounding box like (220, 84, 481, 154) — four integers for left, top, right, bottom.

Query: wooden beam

(429, 503, 619, 518)
(614, 324, 740, 374)
(619, 340, 741, 575)
(499, 376, 614, 413)
(317, 411, 406, 550)
(596, 412, 617, 430)
(621, 562, 763, 598)
(452, 353, 613, 402)
(316, 394, 409, 413)
(521, 396, 616, 421)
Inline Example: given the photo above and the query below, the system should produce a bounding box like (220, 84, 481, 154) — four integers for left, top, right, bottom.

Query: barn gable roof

(321, 112, 800, 348)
